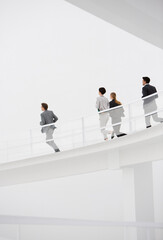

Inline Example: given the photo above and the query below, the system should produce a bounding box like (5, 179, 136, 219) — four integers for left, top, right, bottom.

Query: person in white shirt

(96, 87, 111, 140)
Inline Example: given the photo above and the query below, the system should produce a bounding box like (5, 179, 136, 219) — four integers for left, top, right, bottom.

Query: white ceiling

(65, 0, 163, 49)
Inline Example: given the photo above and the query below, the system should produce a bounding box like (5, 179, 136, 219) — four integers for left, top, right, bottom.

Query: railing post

(29, 129, 33, 156)
(128, 104, 133, 133)
(71, 128, 75, 149)
(123, 226, 127, 240)
(146, 228, 151, 240)
(6, 140, 9, 162)
(17, 224, 20, 240)
(81, 117, 85, 146)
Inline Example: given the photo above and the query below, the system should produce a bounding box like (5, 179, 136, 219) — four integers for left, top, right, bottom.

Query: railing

(0, 91, 163, 163)
(0, 215, 163, 240)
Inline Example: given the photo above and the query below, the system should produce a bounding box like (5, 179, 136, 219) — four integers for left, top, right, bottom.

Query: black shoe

(55, 149, 60, 152)
(146, 125, 152, 128)
(111, 136, 114, 139)
(117, 133, 127, 138)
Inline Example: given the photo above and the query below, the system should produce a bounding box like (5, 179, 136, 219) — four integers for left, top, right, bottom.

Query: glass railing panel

(0, 223, 162, 240)
(0, 92, 163, 163)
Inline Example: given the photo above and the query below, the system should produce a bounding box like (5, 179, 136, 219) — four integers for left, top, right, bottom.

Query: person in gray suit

(40, 103, 60, 152)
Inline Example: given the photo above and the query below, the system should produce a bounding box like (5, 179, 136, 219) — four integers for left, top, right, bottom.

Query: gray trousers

(145, 113, 163, 127)
(46, 128, 59, 151)
(111, 117, 121, 137)
(99, 113, 110, 139)
(143, 101, 163, 127)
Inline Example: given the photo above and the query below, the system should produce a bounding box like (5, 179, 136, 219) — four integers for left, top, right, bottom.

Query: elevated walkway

(0, 214, 162, 240)
(0, 124, 162, 187)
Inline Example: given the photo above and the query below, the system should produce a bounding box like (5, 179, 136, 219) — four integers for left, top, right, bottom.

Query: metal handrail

(0, 215, 162, 229)
(0, 91, 163, 162)
(1, 107, 163, 155)
(99, 91, 161, 114)
(0, 107, 163, 149)
(38, 91, 162, 129)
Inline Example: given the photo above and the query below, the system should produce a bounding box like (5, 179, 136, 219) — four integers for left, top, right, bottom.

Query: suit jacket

(109, 100, 125, 118)
(142, 84, 158, 104)
(40, 110, 58, 133)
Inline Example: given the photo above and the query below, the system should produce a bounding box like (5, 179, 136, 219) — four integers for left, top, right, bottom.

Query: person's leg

(112, 117, 121, 136)
(144, 104, 152, 128)
(144, 101, 161, 128)
(46, 129, 60, 152)
(152, 113, 163, 123)
(112, 117, 127, 137)
(99, 113, 110, 140)
(145, 115, 151, 128)
(111, 130, 115, 139)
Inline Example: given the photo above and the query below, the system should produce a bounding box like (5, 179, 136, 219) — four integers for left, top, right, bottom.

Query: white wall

(0, 0, 163, 140)
(0, 170, 124, 239)
(0, 170, 123, 220)
(0, 161, 163, 239)
(0, 1, 163, 239)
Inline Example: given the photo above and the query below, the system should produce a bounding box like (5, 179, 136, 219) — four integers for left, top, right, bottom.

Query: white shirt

(96, 96, 109, 111)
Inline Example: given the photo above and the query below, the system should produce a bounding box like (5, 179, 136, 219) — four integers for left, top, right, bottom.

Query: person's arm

(107, 99, 110, 109)
(142, 87, 148, 98)
(96, 98, 100, 111)
(109, 101, 112, 108)
(40, 114, 46, 125)
(52, 112, 58, 123)
(154, 87, 158, 99)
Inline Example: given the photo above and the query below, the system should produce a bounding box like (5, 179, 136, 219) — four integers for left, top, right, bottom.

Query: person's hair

(99, 87, 106, 95)
(110, 92, 122, 105)
(41, 103, 48, 110)
(142, 77, 150, 84)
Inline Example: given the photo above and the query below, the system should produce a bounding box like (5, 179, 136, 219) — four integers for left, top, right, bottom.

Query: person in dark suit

(142, 77, 163, 128)
(40, 103, 60, 152)
(109, 92, 127, 139)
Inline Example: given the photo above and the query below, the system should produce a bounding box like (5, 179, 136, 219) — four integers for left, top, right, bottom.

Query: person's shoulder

(143, 84, 151, 90)
(49, 110, 54, 114)
(145, 84, 155, 88)
(102, 96, 109, 102)
(150, 84, 156, 88)
(48, 110, 55, 116)
(148, 84, 157, 91)
(41, 110, 49, 116)
(96, 96, 101, 101)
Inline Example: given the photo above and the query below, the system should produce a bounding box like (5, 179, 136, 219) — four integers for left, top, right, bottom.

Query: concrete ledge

(0, 124, 163, 186)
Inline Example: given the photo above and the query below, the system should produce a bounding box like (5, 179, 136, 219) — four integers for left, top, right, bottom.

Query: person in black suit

(142, 77, 163, 128)
(109, 92, 127, 139)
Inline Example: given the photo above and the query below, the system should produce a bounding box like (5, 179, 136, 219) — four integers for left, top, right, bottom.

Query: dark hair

(142, 77, 150, 84)
(41, 103, 48, 110)
(99, 87, 106, 95)
(110, 92, 122, 105)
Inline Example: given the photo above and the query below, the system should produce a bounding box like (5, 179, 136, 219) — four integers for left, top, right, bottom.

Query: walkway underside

(65, 0, 163, 49)
(0, 124, 163, 186)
